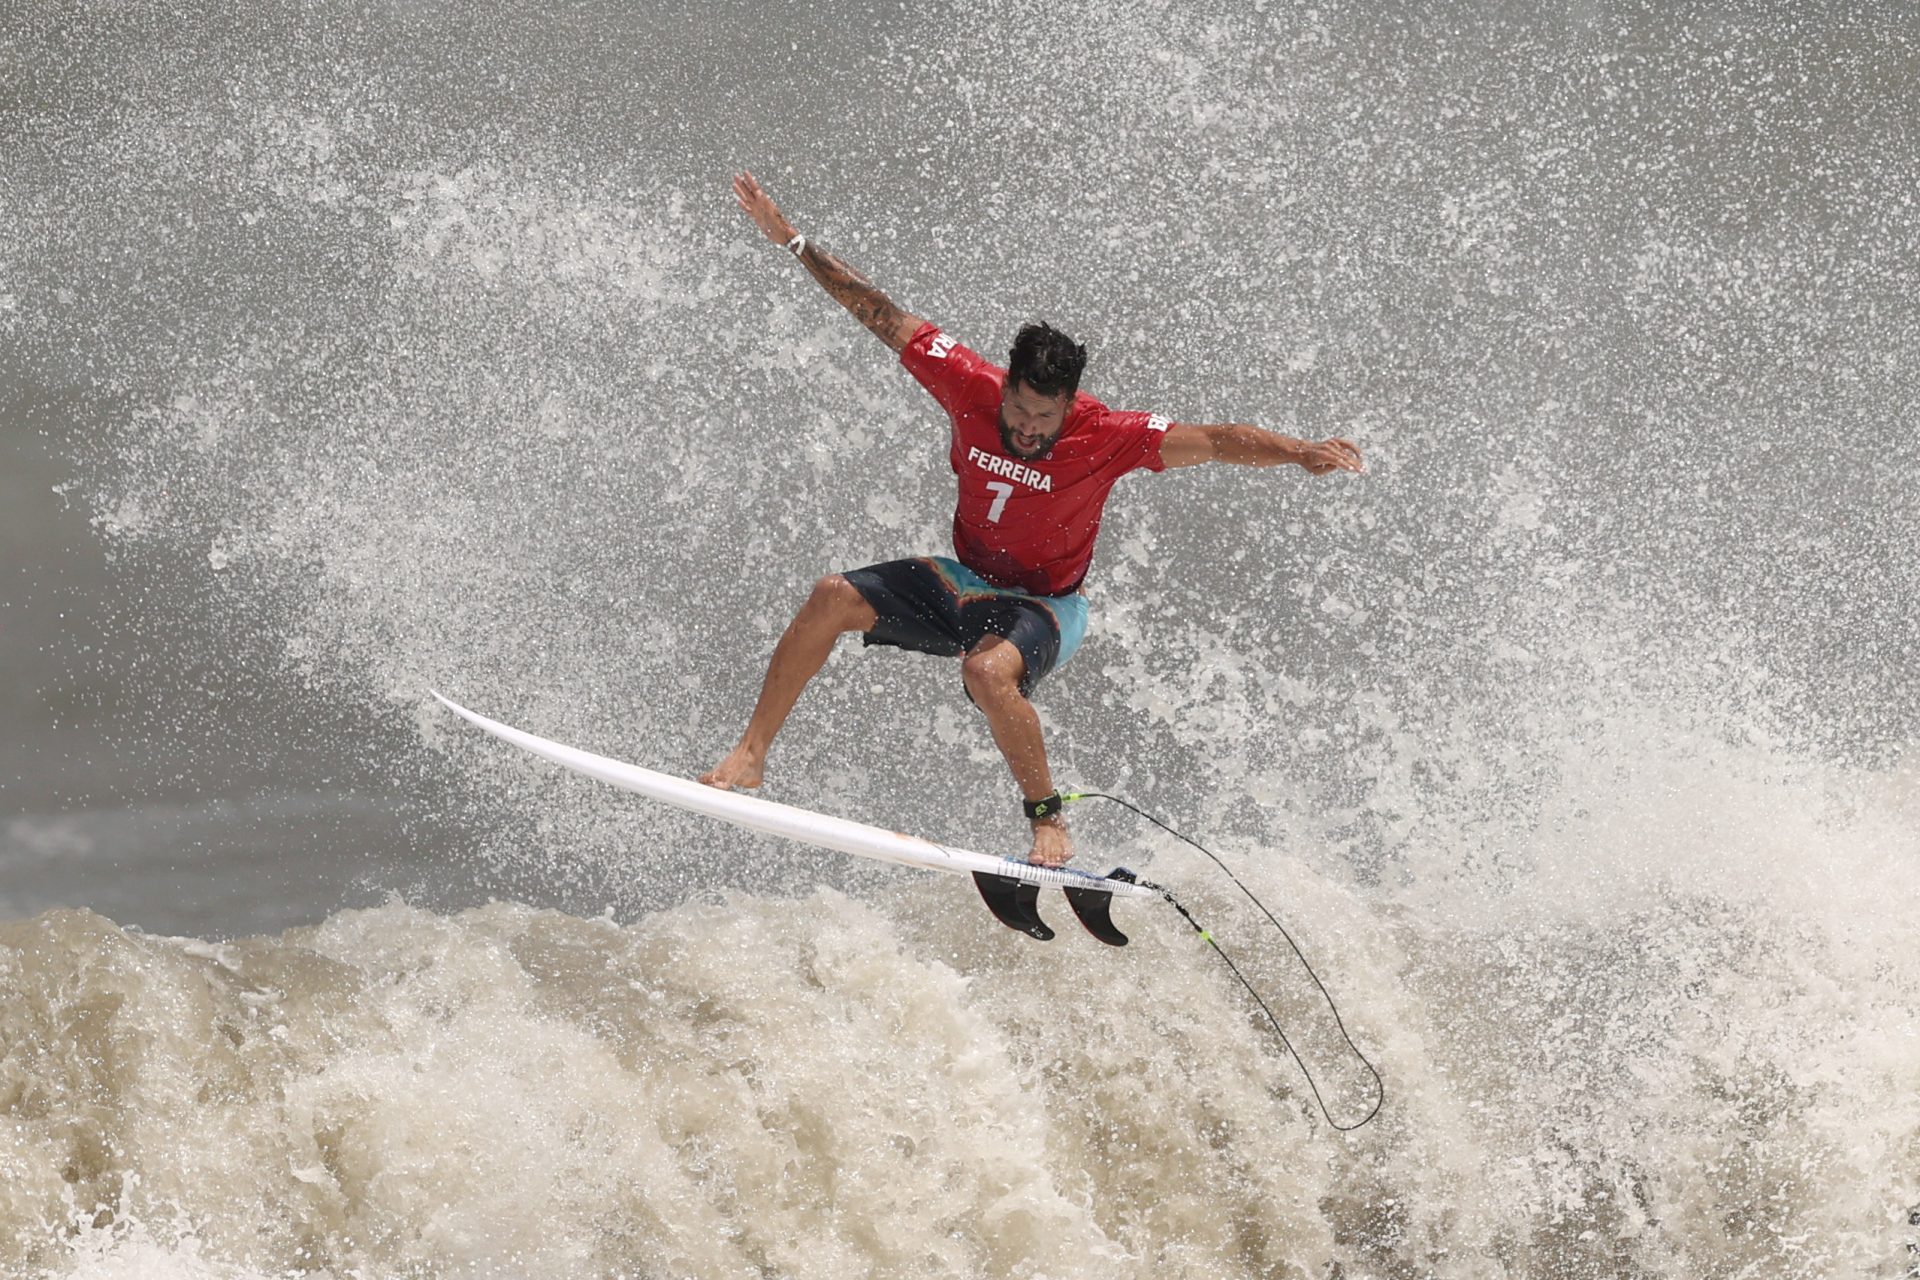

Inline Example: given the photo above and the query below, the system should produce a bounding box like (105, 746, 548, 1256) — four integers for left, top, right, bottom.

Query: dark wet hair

(1006, 321, 1087, 399)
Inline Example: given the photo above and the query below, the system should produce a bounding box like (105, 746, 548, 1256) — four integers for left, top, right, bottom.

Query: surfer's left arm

(1159, 423, 1364, 475)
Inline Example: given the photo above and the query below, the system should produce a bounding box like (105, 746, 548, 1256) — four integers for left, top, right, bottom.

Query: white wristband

(785, 233, 807, 258)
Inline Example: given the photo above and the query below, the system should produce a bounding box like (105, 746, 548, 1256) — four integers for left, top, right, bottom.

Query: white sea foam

(4, 729, 1916, 1278)
(9, 1, 1916, 1275)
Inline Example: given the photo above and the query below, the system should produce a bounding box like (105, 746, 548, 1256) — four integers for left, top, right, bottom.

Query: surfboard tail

(972, 868, 1138, 946)
(971, 873, 1055, 941)
(1063, 885, 1128, 947)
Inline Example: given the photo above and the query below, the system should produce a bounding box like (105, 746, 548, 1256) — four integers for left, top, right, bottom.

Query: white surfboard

(431, 690, 1154, 943)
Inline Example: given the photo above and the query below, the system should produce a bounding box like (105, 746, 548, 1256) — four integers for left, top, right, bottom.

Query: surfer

(702, 172, 1363, 868)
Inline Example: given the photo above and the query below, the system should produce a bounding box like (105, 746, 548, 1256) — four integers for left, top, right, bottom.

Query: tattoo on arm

(797, 242, 922, 352)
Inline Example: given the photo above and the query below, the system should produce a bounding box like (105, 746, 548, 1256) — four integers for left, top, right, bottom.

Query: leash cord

(1064, 790, 1386, 1132)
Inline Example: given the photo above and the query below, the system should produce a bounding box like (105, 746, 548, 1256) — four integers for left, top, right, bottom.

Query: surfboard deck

(431, 690, 1153, 943)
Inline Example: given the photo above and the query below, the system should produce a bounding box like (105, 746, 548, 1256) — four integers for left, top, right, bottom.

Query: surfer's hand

(1300, 438, 1364, 475)
(733, 172, 797, 246)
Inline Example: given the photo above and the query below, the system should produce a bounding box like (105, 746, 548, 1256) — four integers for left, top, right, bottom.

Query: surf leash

(1062, 790, 1386, 1132)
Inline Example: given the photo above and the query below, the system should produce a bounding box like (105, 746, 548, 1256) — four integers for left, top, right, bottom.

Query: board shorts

(842, 556, 1090, 698)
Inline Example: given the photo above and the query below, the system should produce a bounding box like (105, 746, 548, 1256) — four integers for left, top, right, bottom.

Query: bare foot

(699, 743, 765, 790)
(1026, 818, 1074, 868)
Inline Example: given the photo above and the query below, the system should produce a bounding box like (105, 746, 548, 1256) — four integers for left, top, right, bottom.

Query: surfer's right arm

(733, 172, 925, 353)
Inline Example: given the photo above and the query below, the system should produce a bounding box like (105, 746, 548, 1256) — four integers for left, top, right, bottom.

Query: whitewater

(3, 2, 1917, 1277)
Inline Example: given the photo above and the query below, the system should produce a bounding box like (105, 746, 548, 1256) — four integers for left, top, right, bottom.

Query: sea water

(3, 1, 1916, 1275)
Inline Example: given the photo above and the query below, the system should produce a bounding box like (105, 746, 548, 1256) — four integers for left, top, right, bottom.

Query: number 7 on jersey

(983, 481, 1014, 524)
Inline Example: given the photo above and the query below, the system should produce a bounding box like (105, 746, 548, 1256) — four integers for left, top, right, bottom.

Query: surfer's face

(998, 380, 1070, 459)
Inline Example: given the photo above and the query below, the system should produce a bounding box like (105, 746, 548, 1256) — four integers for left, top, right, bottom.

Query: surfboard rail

(431, 690, 1154, 942)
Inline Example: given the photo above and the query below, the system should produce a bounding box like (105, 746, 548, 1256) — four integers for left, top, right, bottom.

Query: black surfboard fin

(1064, 883, 1128, 947)
(972, 872, 1055, 941)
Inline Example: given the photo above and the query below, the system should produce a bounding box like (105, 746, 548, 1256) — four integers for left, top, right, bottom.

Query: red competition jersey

(899, 322, 1168, 596)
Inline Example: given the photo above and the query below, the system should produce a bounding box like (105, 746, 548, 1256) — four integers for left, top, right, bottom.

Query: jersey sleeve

(1092, 408, 1172, 475)
(900, 322, 997, 418)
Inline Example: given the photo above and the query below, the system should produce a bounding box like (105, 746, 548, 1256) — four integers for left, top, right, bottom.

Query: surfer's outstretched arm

(1159, 423, 1365, 474)
(733, 172, 925, 353)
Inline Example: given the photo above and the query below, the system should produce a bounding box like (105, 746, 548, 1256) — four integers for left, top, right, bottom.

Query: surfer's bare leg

(962, 637, 1073, 868)
(702, 575, 878, 789)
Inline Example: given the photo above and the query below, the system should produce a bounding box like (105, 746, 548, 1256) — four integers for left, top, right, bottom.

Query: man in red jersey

(702, 173, 1363, 868)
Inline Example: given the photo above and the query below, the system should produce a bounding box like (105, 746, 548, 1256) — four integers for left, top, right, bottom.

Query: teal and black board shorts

(842, 556, 1090, 698)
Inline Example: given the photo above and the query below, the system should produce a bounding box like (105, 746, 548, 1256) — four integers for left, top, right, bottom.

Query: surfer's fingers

(735, 179, 785, 231)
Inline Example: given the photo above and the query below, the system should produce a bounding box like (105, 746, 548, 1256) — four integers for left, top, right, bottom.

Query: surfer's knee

(961, 641, 1026, 705)
(802, 574, 877, 633)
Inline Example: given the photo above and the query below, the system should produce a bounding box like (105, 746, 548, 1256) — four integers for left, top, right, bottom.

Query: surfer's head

(1000, 321, 1084, 460)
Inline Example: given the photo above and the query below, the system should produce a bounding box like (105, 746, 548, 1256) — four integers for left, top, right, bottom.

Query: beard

(998, 413, 1059, 460)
